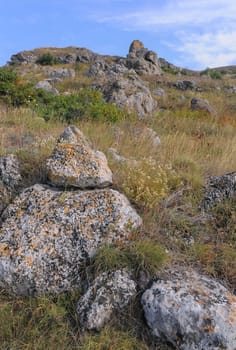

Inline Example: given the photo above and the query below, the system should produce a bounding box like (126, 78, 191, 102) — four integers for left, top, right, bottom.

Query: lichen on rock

(46, 126, 113, 189)
(0, 184, 142, 295)
(142, 269, 236, 350)
(77, 269, 137, 330)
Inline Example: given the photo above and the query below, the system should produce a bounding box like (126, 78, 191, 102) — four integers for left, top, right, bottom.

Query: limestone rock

(0, 155, 22, 214)
(77, 269, 137, 330)
(33, 80, 59, 95)
(142, 269, 236, 350)
(46, 126, 113, 188)
(202, 171, 236, 209)
(191, 97, 217, 116)
(104, 75, 157, 118)
(44, 67, 76, 79)
(0, 184, 142, 295)
(173, 80, 197, 91)
(126, 40, 162, 76)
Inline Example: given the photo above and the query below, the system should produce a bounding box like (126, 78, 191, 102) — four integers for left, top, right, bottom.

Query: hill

(0, 40, 235, 350)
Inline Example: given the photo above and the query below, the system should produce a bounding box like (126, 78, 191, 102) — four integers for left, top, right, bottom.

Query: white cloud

(174, 30, 236, 69)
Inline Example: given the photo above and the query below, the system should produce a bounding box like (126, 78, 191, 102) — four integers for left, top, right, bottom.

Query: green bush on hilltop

(36, 53, 60, 65)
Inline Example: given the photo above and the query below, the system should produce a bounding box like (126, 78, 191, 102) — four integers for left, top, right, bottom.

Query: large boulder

(46, 126, 113, 188)
(104, 75, 157, 118)
(173, 80, 197, 91)
(142, 269, 236, 350)
(202, 171, 236, 209)
(191, 97, 217, 116)
(0, 184, 142, 295)
(0, 154, 22, 214)
(77, 269, 137, 330)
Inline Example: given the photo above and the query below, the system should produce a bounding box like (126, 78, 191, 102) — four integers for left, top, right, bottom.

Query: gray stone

(104, 75, 157, 118)
(46, 126, 113, 189)
(173, 80, 197, 91)
(77, 269, 137, 330)
(0, 184, 142, 295)
(0, 155, 22, 214)
(126, 40, 162, 76)
(191, 97, 217, 116)
(153, 88, 165, 96)
(33, 80, 59, 95)
(44, 67, 76, 79)
(202, 171, 236, 209)
(142, 269, 236, 350)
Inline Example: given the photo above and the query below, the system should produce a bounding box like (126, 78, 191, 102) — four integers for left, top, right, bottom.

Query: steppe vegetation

(0, 53, 235, 349)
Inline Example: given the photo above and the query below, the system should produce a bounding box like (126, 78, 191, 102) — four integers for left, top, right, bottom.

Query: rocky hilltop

(0, 41, 236, 349)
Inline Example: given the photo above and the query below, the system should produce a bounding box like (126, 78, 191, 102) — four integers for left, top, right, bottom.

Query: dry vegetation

(0, 61, 236, 349)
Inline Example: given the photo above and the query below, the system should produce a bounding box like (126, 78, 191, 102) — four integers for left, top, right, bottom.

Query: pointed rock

(0, 154, 22, 214)
(46, 126, 113, 188)
(0, 184, 142, 295)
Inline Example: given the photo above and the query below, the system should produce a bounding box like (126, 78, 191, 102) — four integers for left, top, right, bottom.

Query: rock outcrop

(173, 80, 197, 91)
(0, 155, 22, 214)
(0, 126, 142, 295)
(202, 171, 236, 209)
(191, 97, 217, 116)
(77, 269, 137, 330)
(142, 269, 236, 350)
(46, 126, 113, 188)
(126, 40, 162, 76)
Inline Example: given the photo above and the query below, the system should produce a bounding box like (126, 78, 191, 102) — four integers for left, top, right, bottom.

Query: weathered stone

(127, 40, 162, 76)
(202, 171, 236, 209)
(173, 80, 197, 90)
(104, 75, 157, 118)
(46, 126, 113, 189)
(153, 88, 165, 96)
(0, 155, 22, 214)
(134, 127, 161, 147)
(33, 80, 59, 95)
(129, 40, 145, 53)
(0, 184, 142, 295)
(44, 67, 76, 79)
(77, 269, 137, 330)
(142, 269, 236, 350)
(191, 97, 217, 116)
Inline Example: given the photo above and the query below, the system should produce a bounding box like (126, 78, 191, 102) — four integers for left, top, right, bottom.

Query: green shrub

(34, 88, 123, 123)
(36, 53, 60, 65)
(200, 68, 222, 79)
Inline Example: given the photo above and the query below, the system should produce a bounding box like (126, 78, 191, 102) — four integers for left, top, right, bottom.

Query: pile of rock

(0, 126, 142, 295)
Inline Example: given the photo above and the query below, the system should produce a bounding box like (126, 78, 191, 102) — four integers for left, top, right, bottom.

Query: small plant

(78, 327, 148, 350)
(36, 53, 60, 65)
(122, 158, 182, 209)
(93, 244, 131, 275)
(93, 240, 168, 276)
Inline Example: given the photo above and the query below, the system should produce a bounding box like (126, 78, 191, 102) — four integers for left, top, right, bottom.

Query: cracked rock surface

(142, 269, 236, 350)
(77, 269, 137, 330)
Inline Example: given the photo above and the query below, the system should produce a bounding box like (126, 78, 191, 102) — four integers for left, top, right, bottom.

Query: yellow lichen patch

(25, 256, 32, 267)
(0, 242, 10, 256)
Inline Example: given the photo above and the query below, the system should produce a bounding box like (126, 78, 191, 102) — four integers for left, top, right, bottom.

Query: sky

(1, 0, 236, 70)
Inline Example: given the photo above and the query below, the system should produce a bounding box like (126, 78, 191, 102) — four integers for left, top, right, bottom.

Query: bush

(122, 159, 182, 209)
(200, 68, 222, 79)
(36, 53, 60, 65)
(34, 88, 123, 123)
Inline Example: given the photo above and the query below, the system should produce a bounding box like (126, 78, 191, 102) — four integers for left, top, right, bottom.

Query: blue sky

(1, 0, 236, 69)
